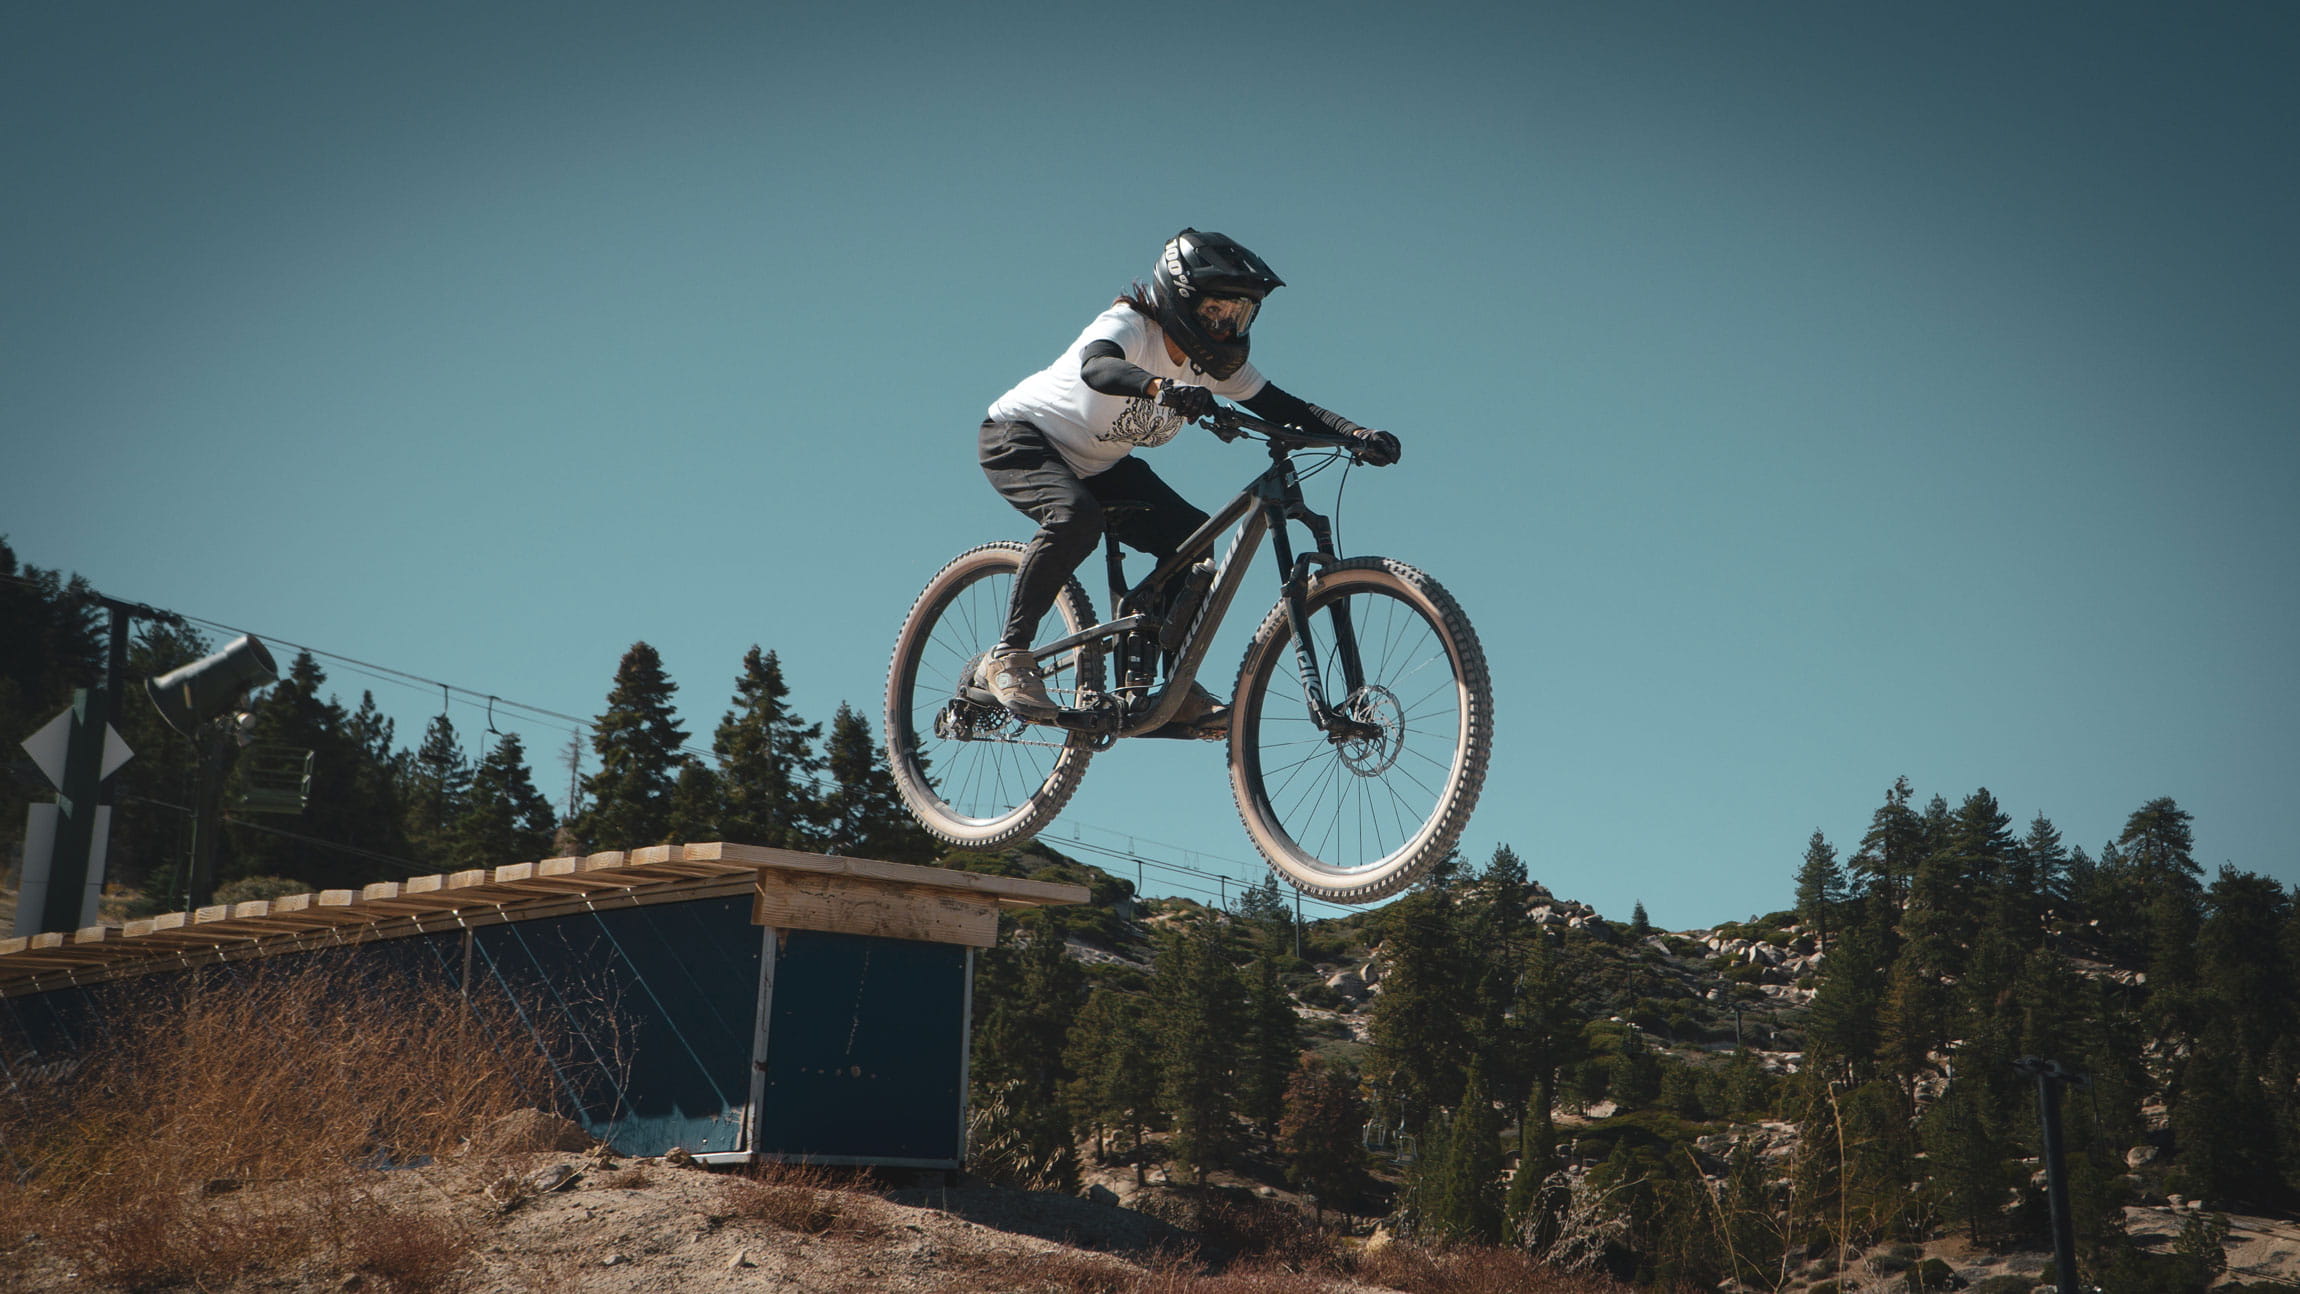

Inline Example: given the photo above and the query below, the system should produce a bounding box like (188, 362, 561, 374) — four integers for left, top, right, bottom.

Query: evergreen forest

(8, 537, 2300, 1292)
(0, 539, 932, 915)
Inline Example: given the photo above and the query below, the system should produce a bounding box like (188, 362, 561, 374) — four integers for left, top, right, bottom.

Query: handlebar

(1200, 406, 1372, 458)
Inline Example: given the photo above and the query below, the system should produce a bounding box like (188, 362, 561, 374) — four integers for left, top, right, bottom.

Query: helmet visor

(1192, 294, 1261, 341)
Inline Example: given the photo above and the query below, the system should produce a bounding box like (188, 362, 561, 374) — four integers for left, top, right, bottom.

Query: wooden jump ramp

(0, 843, 1088, 1169)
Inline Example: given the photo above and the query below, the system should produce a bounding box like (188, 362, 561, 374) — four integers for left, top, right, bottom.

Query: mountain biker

(976, 228, 1401, 732)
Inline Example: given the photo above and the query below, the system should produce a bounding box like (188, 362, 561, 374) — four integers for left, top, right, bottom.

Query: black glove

(1353, 429, 1402, 466)
(1157, 382, 1217, 420)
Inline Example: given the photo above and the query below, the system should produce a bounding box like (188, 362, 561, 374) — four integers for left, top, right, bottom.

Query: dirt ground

(2, 1148, 1397, 1294)
(9, 1145, 2298, 1293)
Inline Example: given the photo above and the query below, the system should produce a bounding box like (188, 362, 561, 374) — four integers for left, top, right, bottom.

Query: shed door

(754, 929, 968, 1163)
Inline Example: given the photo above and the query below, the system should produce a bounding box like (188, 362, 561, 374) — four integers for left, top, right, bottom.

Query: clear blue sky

(6, 2, 2295, 930)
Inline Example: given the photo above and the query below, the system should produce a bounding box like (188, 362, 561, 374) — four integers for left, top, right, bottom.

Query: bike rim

(897, 564, 1087, 829)
(1239, 582, 1469, 879)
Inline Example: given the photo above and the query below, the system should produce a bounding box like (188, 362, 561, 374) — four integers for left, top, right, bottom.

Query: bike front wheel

(885, 541, 1105, 850)
(1229, 557, 1492, 903)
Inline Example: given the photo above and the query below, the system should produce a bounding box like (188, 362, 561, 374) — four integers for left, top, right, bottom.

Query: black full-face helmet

(1149, 228, 1284, 379)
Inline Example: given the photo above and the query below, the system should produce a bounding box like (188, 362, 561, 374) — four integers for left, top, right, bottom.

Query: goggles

(1191, 294, 1261, 341)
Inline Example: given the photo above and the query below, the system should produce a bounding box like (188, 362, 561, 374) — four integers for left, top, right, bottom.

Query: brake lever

(1202, 412, 1247, 444)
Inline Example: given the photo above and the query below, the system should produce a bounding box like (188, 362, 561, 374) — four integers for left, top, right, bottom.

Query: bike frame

(1026, 411, 1376, 741)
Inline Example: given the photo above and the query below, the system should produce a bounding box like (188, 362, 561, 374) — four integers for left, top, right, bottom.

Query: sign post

(15, 601, 139, 936)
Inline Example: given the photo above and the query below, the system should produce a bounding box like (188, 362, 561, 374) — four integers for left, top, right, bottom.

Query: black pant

(979, 418, 1208, 649)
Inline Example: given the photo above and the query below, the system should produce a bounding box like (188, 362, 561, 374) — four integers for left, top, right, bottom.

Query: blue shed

(0, 843, 1087, 1169)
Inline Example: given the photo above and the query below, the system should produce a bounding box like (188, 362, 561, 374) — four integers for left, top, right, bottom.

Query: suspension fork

(1268, 477, 1376, 742)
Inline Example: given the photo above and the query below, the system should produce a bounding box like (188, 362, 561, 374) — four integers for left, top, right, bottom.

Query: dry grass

(946, 1249, 1342, 1294)
(716, 1159, 891, 1238)
(1351, 1238, 1632, 1293)
(0, 953, 560, 1291)
(945, 1246, 1151, 1292)
(335, 1198, 475, 1294)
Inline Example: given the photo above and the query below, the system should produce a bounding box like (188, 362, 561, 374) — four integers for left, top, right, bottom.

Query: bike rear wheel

(885, 541, 1104, 849)
(1229, 557, 1491, 903)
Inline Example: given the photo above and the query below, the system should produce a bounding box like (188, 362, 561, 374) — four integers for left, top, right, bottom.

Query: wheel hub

(1333, 684, 1405, 775)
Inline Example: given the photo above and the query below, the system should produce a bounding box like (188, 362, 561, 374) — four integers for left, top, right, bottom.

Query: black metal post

(32, 602, 141, 933)
(2018, 1056, 2082, 1294)
(184, 722, 230, 912)
(37, 685, 106, 934)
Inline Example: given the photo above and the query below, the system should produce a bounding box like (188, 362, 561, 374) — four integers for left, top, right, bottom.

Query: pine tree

(1279, 1054, 1369, 1222)
(971, 913, 1085, 1192)
(1421, 1062, 1505, 1242)
(1795, 830, 1847, 950)
(2119, 797, 2200, 887)
(1367, 887, 1474, 1136)
(1923, 1078, 2015, 1244)
(1500, 916, 1575, 1223)
(1464, 843, 1539, 1123)
(1153, 917, 1245, 1181)
(1852, 776, 1923, 915)
(1802, 903, 1890, 1085)
(664, 757, 722, 844)
(449, 732, 557, 869)
(2015, 813, 2069, 911)
(573, 642, 689, 851)
(401, 713, 471, 866)
(1232, 874, 1293, 952)
(1238, 951, 1303, 1146)
(820, 703, 935, 863)
(712, 646, 824, 851)
(1063, 982, 1160, 1173)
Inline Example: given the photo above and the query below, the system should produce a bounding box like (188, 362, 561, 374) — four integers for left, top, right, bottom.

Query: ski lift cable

(166, 611, 1374, 913)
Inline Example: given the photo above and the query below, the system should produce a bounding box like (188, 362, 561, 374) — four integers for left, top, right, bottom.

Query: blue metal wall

(1, 895, 976, 1167)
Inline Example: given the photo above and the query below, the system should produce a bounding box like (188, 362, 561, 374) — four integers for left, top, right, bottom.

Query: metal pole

(185, 723, 228, 911)
(2018, 1056, 2081, 1294)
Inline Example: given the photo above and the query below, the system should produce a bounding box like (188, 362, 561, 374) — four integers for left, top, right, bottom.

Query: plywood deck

(0, 842, 1087, 997)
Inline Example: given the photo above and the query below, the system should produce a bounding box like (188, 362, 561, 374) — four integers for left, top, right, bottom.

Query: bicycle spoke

(1241, 578, 1471, 878)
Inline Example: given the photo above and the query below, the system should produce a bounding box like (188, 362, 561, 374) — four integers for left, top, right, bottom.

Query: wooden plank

(0, 932, 92, 970)
(508, 852, 642, 894)
(22, 930, 132, 965)
(751, 871, 1001, 948)
(117, 910, 235, 950)
(354, 880, 459, 916)
(622, 844, 742, 880)
(72, 924, 123, 946)
(190, 901, 285, 937)
(685, 841, 1089, 906)
(258, 891, 378, 931)
(431, 868, 538, 906)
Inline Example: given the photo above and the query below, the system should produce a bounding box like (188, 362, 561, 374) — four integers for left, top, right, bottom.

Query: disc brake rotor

(1334, 684, 1405, 775)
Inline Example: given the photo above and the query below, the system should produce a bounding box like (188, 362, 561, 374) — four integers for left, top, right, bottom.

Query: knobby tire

(884, 542, 1103, 849)
(1228, 557, 1492, 903)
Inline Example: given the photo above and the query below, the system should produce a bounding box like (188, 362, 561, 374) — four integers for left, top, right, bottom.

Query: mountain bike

(882, 407, 1491, 903)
